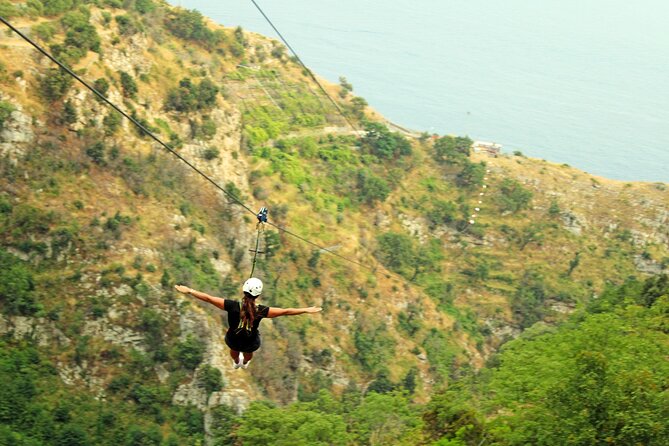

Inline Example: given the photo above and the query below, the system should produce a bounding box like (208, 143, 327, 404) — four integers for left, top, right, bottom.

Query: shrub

(62, 11, 100, 54)
(62, 100, 77, 124)
(339, 76, 353, 97)
(0, 0, 19, 18)
(229, 41, 244, 58)
(125, 424, 163, 445)
(197, 116, 217, 140)
(165, 78, 219, 112)
(172, 335, 205, 370)
(32, 22, 57, 42)
(423, 328, 459, 381)
(366, 369, 396, 394)
(356, 169, 390, 205)
(0, 249, 40, 316)
(548, 199, 560, 216)
(115, 14, 140, 35)
(42, 0, 74, 16)
(103, 111, 122, 135)
(23, 0, 44, 19)
(360, 121, 412, 159)
(397, 308, 422, 336)
(236, 399, 349, 445)
(199, 364, 222, 393)
(375, 232, 415, 277)
(233, 26, 246, 46)
(139, 309, 165, 355)
(93, 77, 110, 98)
(7, 204, 55, 236)
(350, 392, 421, 445)
(49, 42, 85, 66)
(174, 406, 205, 438)
(426, 199, 457, 228)
(375, 232, 442, 281)
(349, 96, 368, 118)
(433, 135, 472, 163)
(165, 9, 222, 48)
(511, 269, 548, 328)
(497, 178, 533, 212)
(0, 101, 15, 129)
(353, 320, 396, 372)
(134, 0, 155, 14)
(119, 71, 138, 98)
(456, 161, 486, 188)
(55, 424, 89, 446)
(423, 386, 485, 444)
(202, 148, 219, 160)
(85, 142, 106, 165)
(0, 197, 12, 214)
(40, 68, 73, 102)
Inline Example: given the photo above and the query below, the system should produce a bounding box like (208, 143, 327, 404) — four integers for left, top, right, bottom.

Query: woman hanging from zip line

(175, 278, 322, 369)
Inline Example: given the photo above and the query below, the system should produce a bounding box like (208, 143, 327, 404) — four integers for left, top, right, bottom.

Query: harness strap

(235, 302, 252, 334)
(249, 223, 263, 278)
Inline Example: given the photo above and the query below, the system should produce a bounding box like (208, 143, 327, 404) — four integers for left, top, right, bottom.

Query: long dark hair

(240, 291, 258, 330)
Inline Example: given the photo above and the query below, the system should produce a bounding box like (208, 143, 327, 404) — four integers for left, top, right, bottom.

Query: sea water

(176, 0, 669, 182)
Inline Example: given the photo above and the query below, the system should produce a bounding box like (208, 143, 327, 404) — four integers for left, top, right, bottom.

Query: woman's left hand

(175, 285, 191, 294)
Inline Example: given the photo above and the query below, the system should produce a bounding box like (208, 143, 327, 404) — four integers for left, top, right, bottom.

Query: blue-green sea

(176, 0, 669, 182)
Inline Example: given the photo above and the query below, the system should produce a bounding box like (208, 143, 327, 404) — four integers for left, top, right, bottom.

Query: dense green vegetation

(2, 271, 664, 444)
(2, 2, 668, 445)
(225, 275, 669, 445)
(165, 78, 219, 113)
(165, 7, 225, 49)
(0, 339, 235, 445)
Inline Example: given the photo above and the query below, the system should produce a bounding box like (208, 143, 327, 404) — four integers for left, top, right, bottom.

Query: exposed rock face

(56, 362, 105, 394)
(636, 208, 669, 246)
(547, 299, 576, 314)
(83, 318, 147, 352)
(0, 103, 36, 162)
(483, 317, 521, 341)
(561, 211, 584, 235)
(0, 315, 71, 347)
(106, 34, 152, 75)
(633, 255, 665, 274)
(172, 307, 252, 415)
(374, 211, 391, 228)
(399, 213, 429, 243)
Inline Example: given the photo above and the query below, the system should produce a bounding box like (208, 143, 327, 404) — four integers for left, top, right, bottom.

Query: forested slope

(0, 0, 667, 444)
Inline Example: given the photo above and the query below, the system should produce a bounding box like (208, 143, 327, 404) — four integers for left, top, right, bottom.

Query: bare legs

(229, 349, 254, 365)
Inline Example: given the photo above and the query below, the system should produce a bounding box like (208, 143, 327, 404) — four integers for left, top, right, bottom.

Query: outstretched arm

(267, 306, 322, 318)
(175, 285, 226, 310)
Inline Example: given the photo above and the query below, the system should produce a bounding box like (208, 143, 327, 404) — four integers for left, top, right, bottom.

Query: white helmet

(243, 277, 263, 297)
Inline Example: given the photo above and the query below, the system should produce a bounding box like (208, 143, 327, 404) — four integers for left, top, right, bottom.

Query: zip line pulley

(249, 207, 268, 277)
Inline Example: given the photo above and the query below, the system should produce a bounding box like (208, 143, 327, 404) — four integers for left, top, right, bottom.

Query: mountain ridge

(0, 0, 667, 444)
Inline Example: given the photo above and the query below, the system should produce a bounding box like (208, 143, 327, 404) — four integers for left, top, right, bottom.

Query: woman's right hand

(175, 285, 191, 294)
(304, 306, 323, 313)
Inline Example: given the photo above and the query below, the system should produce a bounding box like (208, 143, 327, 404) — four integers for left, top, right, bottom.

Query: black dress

(223, 299, 270, 352)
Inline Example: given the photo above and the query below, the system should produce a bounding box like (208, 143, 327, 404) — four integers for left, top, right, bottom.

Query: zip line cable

(0, 15, 374, 272)
(248, 0, 358, 132)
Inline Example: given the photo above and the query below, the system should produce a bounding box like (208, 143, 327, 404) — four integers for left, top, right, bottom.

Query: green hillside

(0, 0, 667, 444)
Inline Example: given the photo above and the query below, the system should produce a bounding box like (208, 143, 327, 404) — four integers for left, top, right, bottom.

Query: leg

(242, 351, 253, 364)
(229, 349, 241, 363)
